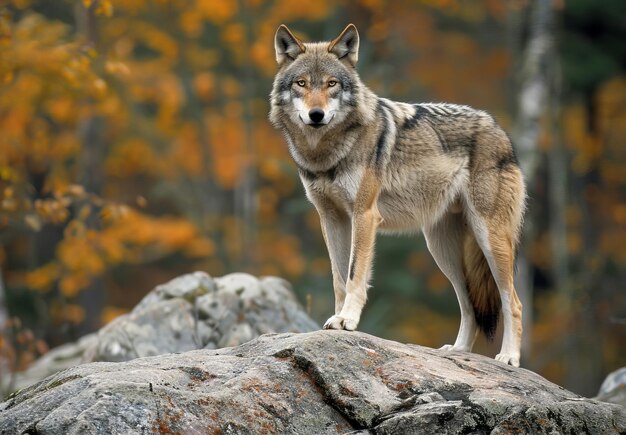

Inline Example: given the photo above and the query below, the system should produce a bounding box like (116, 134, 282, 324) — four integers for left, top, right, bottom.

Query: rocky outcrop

(3, 272, 318, 392)
(1, 330, 624, 434)
(597, 367, 626, 408)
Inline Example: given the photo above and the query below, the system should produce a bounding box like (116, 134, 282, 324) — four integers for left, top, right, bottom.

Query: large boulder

(1, 330, 624, 434)
(3, 272, 318, 392)
(597, 367, 626, 408)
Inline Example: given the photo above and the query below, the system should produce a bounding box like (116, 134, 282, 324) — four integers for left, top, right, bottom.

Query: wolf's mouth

(299, 114, 334, 128)
(299, 114, 327, 128)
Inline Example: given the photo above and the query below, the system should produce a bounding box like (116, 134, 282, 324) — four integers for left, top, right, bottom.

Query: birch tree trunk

(510, 0, 555, 362)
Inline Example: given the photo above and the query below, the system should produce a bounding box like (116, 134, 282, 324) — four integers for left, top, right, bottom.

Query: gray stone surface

(3, 271, 318, 393)
(597, 367, 626, 408)
(1, 331, 624, 434)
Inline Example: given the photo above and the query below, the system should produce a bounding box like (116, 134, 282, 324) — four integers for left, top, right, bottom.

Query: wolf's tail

(462, 227, 501, 340)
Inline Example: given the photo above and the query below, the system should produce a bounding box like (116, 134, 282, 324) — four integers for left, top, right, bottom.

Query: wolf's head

(270, 24, 361, 132)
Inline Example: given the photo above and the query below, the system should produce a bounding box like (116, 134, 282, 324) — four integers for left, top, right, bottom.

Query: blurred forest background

(0, 0, 624, 397)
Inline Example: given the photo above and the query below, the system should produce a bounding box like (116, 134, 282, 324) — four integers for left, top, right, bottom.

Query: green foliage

(561, 0, 626, 96)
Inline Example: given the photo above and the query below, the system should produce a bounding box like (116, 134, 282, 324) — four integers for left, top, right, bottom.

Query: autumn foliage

(0, 0, 624, 397)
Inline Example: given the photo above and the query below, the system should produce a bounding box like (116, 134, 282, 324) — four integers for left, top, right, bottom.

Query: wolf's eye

(328, 80, 337, 87)
(296, 80, 306, 87)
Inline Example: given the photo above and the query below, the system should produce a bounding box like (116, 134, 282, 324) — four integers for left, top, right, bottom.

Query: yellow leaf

(24, 263, 59, 291)
(59, 275, 88, 298)
(0, 166, 14, 181)
(64, 304, 86, 324)
(95, 0, 114, 17)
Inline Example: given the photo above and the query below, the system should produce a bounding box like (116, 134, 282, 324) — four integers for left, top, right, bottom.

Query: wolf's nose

(308, 108, 325, 123)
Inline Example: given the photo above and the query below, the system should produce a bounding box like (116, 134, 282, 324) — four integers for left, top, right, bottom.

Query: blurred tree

(557, 0, 626, 394)
(0, 1, 216, 344)
(508, 0, 555, 364)
(0, 271, 6, 331)
(74, 0, 106, 336)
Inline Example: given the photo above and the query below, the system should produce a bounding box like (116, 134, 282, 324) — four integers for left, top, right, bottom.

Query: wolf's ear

(329, 24, 359, 67)
(274, 25, 305, 66)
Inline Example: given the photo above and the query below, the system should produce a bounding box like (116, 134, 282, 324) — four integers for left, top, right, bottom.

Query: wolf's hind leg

(424, 211, 478, 352)
(468, 214, 522, 367)
(465, 158, 525, 367)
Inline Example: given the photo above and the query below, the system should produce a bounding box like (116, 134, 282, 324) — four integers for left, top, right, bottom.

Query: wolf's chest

(302, 167, 364, 213)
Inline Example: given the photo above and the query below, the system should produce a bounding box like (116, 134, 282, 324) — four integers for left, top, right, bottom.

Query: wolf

(269, 24, 526, 367)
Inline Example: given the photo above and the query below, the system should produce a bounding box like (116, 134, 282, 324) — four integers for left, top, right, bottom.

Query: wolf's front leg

(317, 205, 352, 316)
(324, 172, 382, 331)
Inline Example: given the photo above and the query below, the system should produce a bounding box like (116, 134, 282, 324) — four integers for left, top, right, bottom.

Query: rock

(2, 333, 98, 393)
(1, 331, 624, 434)
(3, 272, 318, 393)
(597, 367, 626, 408)
(95, 298, 198, 362)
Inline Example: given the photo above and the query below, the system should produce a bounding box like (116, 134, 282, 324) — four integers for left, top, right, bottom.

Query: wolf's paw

(323, 315, 358, 331)
(439, 344, 471, 352)
(495, 353, 520, 367)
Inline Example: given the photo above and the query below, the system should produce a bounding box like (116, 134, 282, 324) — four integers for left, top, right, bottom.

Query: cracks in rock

(294, 356, 361, 428)
(271, 343, 502, 434)
(149, 380, 183, 435)
(271, 348, 364, 431)
(372, 396, 496, 434)
(4, 373, 85, 412)
(457, 398, 495, 434)
(44, 374, 83, 391)
(257, 401, 287, 431)
(371, 380, 499, 434)
(439, 355, 490, 376)
(371, 395, 423, 426)
(177, 366, 216, 383)
(20, 422, 41, 435)
(150, 382, 161, 423)
(563, 407, 592, 435)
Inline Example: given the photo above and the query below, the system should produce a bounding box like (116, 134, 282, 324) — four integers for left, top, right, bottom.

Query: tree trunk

(547, 58, 573, 381)
(234, 0, 257, 270)
(0, 266, 7, 329)
(569, 92, 604, 396)
(510, 0, 555, 363)
(74, 2, 105, 337)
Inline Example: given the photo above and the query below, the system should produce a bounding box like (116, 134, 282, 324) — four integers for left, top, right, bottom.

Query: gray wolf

(269, 24, 526, 367)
